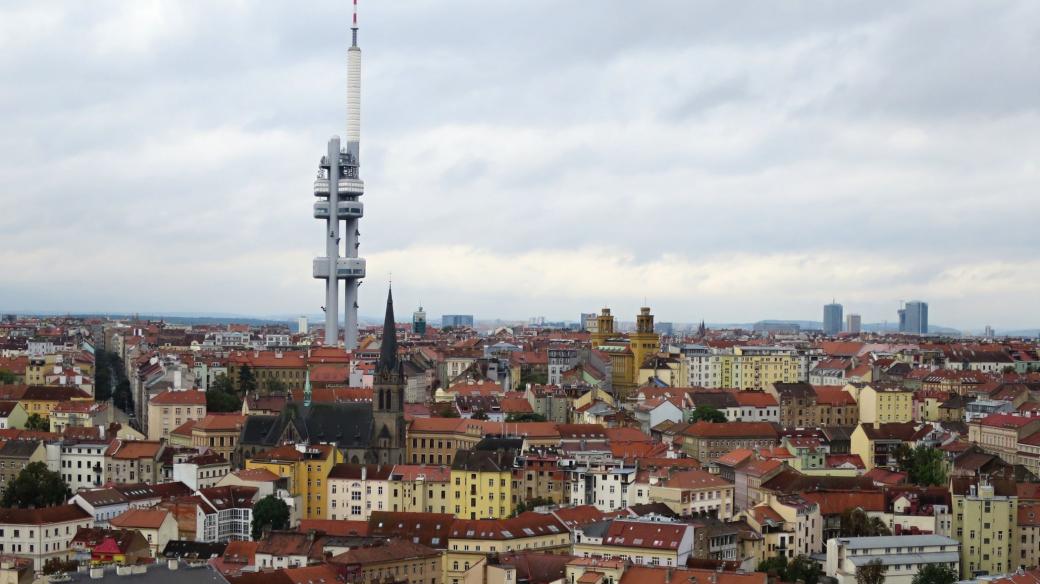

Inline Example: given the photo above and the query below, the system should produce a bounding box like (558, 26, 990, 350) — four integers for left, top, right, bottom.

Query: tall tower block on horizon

(313, 0, 367, 349)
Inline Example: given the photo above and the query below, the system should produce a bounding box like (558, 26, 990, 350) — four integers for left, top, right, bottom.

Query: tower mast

(342, 0, 364, 350)
(313, 0, 366, 350)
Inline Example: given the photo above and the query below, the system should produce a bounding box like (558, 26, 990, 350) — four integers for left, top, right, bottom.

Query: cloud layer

(1, 1, 1039, 329)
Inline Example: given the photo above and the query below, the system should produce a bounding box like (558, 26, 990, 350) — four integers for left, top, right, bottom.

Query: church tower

(369, 286, 406, 464)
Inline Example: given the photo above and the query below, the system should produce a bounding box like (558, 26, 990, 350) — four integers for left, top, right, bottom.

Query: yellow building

(450, 449, 514, 520)
(245, 443, 342, 520)
(731, 347, 800, 391)
(2, 385, 93, 418)
(852, 382, 914, 424)
(48, 401, 111, 434)
(951, 478, 1017, 579)
(392, 464, 452, 514)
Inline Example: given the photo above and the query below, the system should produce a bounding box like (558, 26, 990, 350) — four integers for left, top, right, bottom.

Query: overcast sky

(2, 1, 1039, 330)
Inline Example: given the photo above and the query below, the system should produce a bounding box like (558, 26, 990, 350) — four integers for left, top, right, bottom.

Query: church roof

(376, 287, 399, 376)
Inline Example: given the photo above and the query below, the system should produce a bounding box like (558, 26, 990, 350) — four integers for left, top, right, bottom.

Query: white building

(172, 452, 231, 491)
(0, 505, 94, 570)
(56, 439, 110, 492)
(825, 535, 960, 584)
(326, 464, 394, 520)
(562, 457, 637, 512)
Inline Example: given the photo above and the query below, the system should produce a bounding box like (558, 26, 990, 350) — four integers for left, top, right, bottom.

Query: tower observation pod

(312, 0, 366, 350)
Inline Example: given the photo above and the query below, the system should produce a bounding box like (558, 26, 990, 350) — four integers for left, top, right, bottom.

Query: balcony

(312, 258, 366, 280)
(313, 178, 365, 198)
(314, 201, 365, 220)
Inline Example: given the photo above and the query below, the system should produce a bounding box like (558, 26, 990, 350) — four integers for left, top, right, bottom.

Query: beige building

(648, 469, 735, 519)
(104, 440, 164, 485)
(109, 509, 178, 557)
(445, 513, 570, 584)
(392, 464, 452, 514)
(146, 390, 206, 441)
(968, 413, 1040, 464)
(329, 539, 442, 584)
(0, 441, 46, 493)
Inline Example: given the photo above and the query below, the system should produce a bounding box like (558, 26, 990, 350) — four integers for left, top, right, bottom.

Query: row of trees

(1, 462, 70, 508)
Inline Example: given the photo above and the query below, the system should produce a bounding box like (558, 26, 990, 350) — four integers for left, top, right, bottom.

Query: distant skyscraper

(899, 300, 929, 334)
(845, 314, 861, 334)
(412, 306, 426, 335)
(823, 302, 843, 336)
(297, 316, 308, 334)
(441, 314, 474, 328)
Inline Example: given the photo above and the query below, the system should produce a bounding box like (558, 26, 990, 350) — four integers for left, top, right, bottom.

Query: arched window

(378, 390, 384, 410)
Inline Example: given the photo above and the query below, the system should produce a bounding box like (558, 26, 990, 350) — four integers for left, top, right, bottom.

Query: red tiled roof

(681, 421, 778, 439)
(150, 390, 207, 405)
(110, 509, 171, 529)
(602, 520, 688, 550)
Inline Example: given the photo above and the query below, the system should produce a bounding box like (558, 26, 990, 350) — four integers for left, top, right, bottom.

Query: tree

(0, 369, 15, 384)
(207, 388, 243, 413)
(251, 495, 290, 540)
(520, 370, 548, 386)
(690, 405, 728, 423)
(239, 365, 257, 394)
(895, 444, 947, 487)
(856, 559, 887, 584)
(25, 413, 50, 431)
(911, 563, 957, 584)
(2, 461, 70, 508)
(756, 554, 821, 584)
(506, 412, 547, 423)
(840, 508, 891, 537)
(265, 377, 288, 395)
(471, 410, 490, 420)
(210, 374, 234, 394)
(787, 555, 822, 584)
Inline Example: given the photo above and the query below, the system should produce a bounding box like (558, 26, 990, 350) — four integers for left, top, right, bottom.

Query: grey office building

(823, 303, 844, 336)
(442, 314, 474, 328)
(898, 301, 928, 334)
(845, 314, 862, 334)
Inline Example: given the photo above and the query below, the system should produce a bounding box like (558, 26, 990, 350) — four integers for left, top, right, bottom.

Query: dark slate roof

(161, 540, 228, 559)
(240, 401, 373, 451)
(474, 436, 525, 452)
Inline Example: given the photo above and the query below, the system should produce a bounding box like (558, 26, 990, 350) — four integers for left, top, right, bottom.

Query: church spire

(376, 286, 398, 374)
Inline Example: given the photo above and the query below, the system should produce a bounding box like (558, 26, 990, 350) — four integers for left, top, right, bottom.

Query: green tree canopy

(207, 388, 243, 413)
(2, 461, 70, 508)
(471, 410, 490, 420)
(856, 559, 887, 584)
(690, 405, 728, 423)
(0, 369, 15, 384)
(25, 413, 50, 431)
(506, 412, 547, 423)
(840, 508, 892, 537)
(756, 554, 821, 584)
(251, 495, 290, 540)
(239, 364, 257, 394)
(911, 563, 957, 584)
(894, 444, 947, 486)
(210, 374, 234, 394)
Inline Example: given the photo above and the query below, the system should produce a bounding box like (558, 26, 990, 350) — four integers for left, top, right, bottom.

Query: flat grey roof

(848, 552, 960, 567)
(836, 535, 960, 549)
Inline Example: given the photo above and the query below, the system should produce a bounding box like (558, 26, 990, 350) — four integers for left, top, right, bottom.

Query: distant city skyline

(2, 2, 1039, 330)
